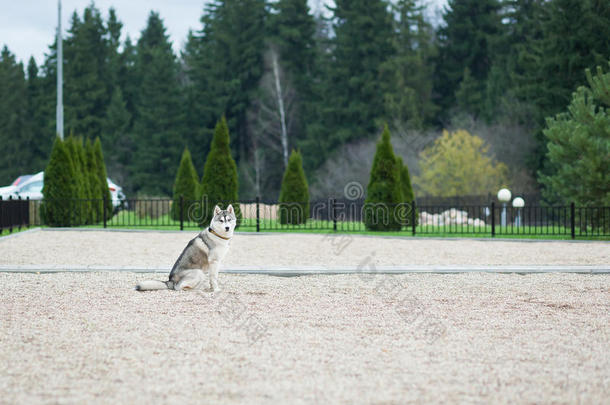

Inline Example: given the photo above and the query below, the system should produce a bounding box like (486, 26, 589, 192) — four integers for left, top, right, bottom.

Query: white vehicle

(1, 171, 125, 209)
(0, 174, 34, 199)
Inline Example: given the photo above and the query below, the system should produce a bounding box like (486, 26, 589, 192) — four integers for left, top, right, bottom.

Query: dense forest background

(0, 0, 608, 199)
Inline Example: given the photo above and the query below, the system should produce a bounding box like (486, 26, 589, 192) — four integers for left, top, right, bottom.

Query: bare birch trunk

(271, 49, 289, 168)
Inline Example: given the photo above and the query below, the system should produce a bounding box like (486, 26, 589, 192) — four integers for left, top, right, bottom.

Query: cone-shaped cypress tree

(199, 116, 241, 226)
(93, 137, 113, 219)
(85, 139, 102, 222)
(171, 147, 199, 221)
(76, 138, 93, 224)
(364, 125, 403, 231)
(42, 137, 77, 226)
(396, 156, 417, 227)
(278, 150, 309, 225)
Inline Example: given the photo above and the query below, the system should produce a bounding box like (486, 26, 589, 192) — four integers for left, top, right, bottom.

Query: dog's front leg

(208, 261, 221, 292)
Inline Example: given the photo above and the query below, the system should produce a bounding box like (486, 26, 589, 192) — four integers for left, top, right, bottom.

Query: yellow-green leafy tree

(415, 129, 508, 196)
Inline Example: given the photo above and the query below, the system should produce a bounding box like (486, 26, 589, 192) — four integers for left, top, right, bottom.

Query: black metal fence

(1, 196, 608, 239)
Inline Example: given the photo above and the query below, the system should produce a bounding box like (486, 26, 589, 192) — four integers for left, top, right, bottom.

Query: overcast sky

(1, 0, 448, 66)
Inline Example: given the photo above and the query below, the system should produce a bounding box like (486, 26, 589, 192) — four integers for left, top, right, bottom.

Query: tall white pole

(56, 0, 64, 140)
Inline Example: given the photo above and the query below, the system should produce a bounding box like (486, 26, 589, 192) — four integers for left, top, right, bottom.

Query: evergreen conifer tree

(0, 46, 28, 184)
(433, 0, 503, 120)
(171, 147, 200, 221)
(42, 137, 77, 226)
(364, 125, 404, 231)
(63, 6, 111, 140)
(314, 0, 394, 163)
(102, 86, 131, 187)
(184, 0, 266, 164)
(396, 156, 417, 227)
(93, 137, 113, 219)
(278, 150, 309, 225)
(200, 117, 242, 226)
(131, 12, 184, 195)
(85, 139, 102, 222)
(540, 62, 610, 207)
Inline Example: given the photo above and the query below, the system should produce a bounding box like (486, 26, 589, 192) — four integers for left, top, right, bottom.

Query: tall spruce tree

(363, 125, 404, 231)
(130, 12, 184, 196)
(278, 150, 309, 225)
(303, 0, 394, 170)
(199, 117, 242, 226)
(25, 57, 51, 173)
(102, 86, 131, 188)
(433, 0, 504, 120)
(171, 147, 200, 221)
(63, 5, 111, 140)
(379, 0, 437, 129)
(0, 46, 28, 184)
(184, 0, 266, 165)
(270, 0, 317, 144)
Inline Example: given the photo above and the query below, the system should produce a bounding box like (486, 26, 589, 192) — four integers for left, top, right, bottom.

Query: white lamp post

(512, 197, 525, 227)
(497, 188, 511, 227)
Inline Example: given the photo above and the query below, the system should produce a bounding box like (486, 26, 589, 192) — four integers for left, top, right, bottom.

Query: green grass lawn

(67, 210, 609, 240)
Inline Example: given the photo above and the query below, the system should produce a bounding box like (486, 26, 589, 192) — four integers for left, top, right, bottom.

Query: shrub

(171, 147, 199, 220)
(199, 116, 242, 226)
(279, 150, 309, 225)
(42, 137, 78, 226)
(414, 129, 508, 196)
(363, 125, 404, 231)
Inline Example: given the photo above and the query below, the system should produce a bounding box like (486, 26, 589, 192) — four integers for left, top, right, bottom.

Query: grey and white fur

(135, 204, 236, 292)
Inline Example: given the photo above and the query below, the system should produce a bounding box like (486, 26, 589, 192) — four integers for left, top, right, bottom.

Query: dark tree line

(0, 0, 608, 198)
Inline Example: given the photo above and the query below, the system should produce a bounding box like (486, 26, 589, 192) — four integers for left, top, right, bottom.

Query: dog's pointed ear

(227, 204, 234, 214)
(214, 205, 222, 215)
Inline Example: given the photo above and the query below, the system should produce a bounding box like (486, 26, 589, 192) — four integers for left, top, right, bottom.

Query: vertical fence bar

(179, 195, 184, 231)
(103, 196, 107, 228)
(331, 198, 337, 232)
(256, 196, 260, 232)
(0, 196, 3, 235)
(26, 197, 30, 229)
(491, 201, 495, 238)
(570, 202, 575, 239)
(17, 196, 22, 231)
(9, 196, 13, 233)
(411, 201, 416, 236)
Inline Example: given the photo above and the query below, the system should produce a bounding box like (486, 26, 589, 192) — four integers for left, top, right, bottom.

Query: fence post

(411, 201, 416, 236)
(331, 198, 337, 231)
(9, 196, 13, 234)
(26, 197, 30, 229)
(179, 195, 184, 231)
(0, 196, 3, 235)
(491, 201, 495, 238)
(17, 196, 22, 231)
(103, 196, 107, 229)
(570, 202, 575, 240)
(256, 196, 260, 232)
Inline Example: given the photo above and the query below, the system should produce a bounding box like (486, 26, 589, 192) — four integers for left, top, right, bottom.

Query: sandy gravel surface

(0, 272, 608, 404)
(0, 229, 608, 268)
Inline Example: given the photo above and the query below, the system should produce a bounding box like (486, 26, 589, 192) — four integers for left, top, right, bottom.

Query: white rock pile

(419, 208, 486, 226)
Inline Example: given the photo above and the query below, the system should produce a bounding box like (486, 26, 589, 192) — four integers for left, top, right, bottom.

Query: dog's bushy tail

(135, 280, 170, 291)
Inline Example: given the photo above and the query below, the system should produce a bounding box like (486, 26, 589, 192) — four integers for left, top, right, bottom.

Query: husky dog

(136, 204, 236, 292)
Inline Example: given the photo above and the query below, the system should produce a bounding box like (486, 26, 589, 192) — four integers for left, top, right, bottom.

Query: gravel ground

(0, 230, 609, 404)
(0, 272, 608, 404)
(0, 229, 608, 268)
